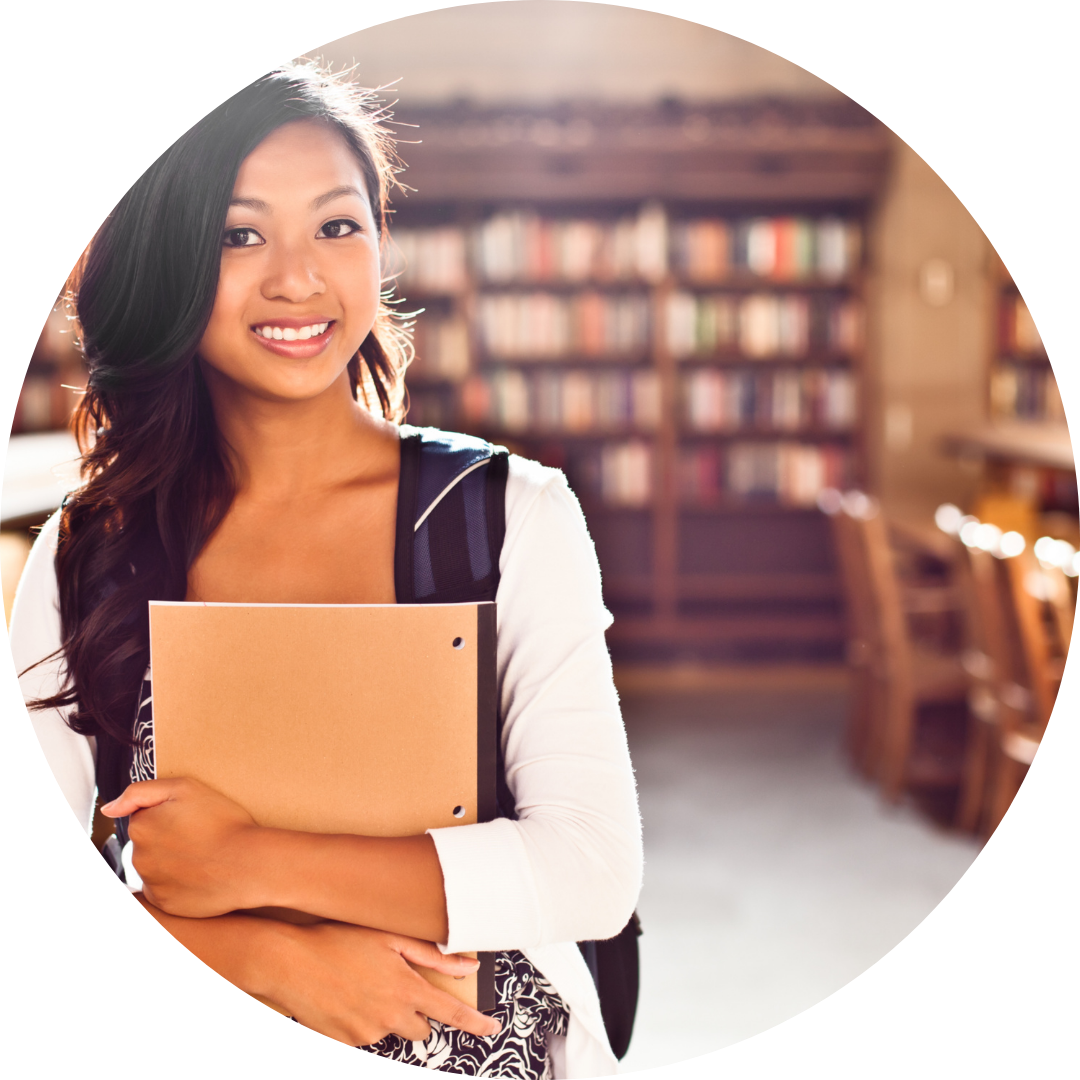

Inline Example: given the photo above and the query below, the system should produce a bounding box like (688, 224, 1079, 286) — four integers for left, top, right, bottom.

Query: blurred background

(4, 3, 1074, 1070)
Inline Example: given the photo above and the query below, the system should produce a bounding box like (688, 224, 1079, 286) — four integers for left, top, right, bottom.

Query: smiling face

(196, 118, 382, 405)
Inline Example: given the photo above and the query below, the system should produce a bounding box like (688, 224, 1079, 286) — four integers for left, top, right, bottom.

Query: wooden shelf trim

(606, 613, 845, 643)
(605, 571, 840, 601)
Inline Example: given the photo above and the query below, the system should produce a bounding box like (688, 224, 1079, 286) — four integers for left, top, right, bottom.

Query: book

(666, 291, 862, 359)
(149, 600, 498, 1012)
(460, 367, 660, 436)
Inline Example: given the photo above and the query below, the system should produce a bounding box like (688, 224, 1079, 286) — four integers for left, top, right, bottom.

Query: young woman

(10, 62, 641, 1078)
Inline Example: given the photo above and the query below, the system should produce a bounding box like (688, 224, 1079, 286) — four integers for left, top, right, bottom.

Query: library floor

(616, 680, 981, 1074)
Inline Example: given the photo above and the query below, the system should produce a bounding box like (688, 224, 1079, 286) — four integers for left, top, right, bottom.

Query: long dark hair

(32, 62, 410, 779)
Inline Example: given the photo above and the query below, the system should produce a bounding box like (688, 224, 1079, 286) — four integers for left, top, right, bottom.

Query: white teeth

(257, 322, 329, 340)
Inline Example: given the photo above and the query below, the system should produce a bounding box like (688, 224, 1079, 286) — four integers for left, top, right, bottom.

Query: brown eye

(317, 218, 360, 239)
(223, 227, 264, 248)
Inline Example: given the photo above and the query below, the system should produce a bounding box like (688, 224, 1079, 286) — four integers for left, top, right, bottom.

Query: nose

(260, 240, 325, 304)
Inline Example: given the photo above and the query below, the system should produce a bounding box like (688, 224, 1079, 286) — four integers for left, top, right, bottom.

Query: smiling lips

(251, 319, 336, 358)
(255, 321, 330, 341)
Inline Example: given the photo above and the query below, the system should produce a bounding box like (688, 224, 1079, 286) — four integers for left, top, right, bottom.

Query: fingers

(380, 936, 499, 1036)
(100, 779, 186, 818)
(415, 984, 501, 1040)
(395, 938, 481, 977)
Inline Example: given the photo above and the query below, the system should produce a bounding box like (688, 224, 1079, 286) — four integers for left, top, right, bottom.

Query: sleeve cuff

(427, 817, 544, 954)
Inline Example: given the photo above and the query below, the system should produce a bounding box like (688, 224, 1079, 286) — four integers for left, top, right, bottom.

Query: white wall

(310, 1, 841, 103)
(866, 137, 993, 517)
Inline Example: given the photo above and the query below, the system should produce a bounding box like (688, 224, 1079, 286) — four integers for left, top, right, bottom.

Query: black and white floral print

(366, 950, 568, 1079)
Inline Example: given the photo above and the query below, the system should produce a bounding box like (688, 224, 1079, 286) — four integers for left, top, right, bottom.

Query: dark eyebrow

(226, 187, 365, 216)
(311, 185, 366, 211)
(228, 196, 271, 213)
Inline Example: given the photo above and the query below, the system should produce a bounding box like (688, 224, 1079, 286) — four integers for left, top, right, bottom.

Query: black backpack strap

(395, 426, 508, 605)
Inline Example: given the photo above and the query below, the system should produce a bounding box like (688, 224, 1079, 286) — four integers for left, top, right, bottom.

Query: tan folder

(149, 600, 498, 1013)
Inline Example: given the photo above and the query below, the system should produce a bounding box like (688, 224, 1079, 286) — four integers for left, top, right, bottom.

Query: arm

(431, 457, 644, 952)
(132, 892, 499, 1045)
(103, 778, 450, 942)
(15, 508, 449, 942)
(10, 511, 497, 1042)
(108, 457, 643, 953)
(105, 457, 639, 954)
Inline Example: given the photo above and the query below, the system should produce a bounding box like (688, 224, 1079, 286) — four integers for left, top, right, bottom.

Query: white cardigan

(9, 453, 643, 1079)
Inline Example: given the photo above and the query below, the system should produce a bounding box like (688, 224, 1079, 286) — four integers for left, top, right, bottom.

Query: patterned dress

(129, 676, 570, 1079)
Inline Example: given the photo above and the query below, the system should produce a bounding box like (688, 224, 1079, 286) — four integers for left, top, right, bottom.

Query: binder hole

(452, 637, 465, 650)
(452, 805, 465, 818)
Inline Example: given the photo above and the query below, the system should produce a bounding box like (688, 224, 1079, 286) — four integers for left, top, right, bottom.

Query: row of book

(670, 217, 861, 283)
(679, 443, 850, 508)
(989, 362, 1066, 422)
(468, 290, 863, 361)
(459, 369, 662, 434)
(391, 227, 470, 295)
(597, 440, 654, 508)
(666, 292, 863, 358)
(410, 315, 471, 381)
(999, 294, 1045, 355)
(473, 206, 669, 285)
(451, 364, 856, 436)
(390, 209, 863, 291)
(558, 439, 851, 509)
(683, 368, 857, 432)
(477, 292, 651, 359)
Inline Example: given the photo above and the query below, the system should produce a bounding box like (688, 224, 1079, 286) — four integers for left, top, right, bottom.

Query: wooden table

(941, 421, 1074, 472)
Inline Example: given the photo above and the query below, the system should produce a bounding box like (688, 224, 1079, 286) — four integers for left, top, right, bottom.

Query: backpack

(101, 425, 641, 1059)
(398, 428, 640, 1060)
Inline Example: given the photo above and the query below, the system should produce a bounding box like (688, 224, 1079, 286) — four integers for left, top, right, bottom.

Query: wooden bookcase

(988, 256, 1063, 425)
(391, 99, 891, 662)
(946, 255, 1078, 544)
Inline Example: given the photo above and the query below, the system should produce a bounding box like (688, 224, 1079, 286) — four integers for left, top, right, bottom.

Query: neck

(201, 364, 397, 501)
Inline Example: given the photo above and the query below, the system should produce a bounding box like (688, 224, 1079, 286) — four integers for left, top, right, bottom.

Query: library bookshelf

(989, 254, 1063, 425)
(390, 99, 891, 661)
(944, 254, 1077, 544)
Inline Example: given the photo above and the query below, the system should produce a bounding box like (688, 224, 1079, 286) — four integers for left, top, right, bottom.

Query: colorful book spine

(477, 292, 651, 359)
(460, 368, 661, 434)
(678, 442, 849, 507)
(600, 440, 653, 508)
(675, 216, 861, 282)
(410, 315, 471, 381)
(990, 362, 1065, 422)
(392, 227, 469, 294)
(473, 205, 668, 284)
(681, 369, 856, 432)
(666, 293, 863, 358)
(394, 212, 860, 291)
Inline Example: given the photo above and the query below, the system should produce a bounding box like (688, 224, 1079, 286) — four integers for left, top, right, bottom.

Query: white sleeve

(428, 455, 643, 953)
(7, 510, 97, 833)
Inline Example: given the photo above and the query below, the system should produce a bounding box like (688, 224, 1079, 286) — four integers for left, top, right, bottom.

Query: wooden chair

(980, 549, 1069, 835)
(953, 543, 1021, 834)
(826, 498, 882, 774)
(825, 492, 969, 800)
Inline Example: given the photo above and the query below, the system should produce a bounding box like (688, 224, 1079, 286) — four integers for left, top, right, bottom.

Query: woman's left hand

(101, 777, 264, 917)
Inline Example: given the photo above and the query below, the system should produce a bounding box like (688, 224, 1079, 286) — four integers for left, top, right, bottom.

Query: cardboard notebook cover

(149, 600, 498, 1013)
